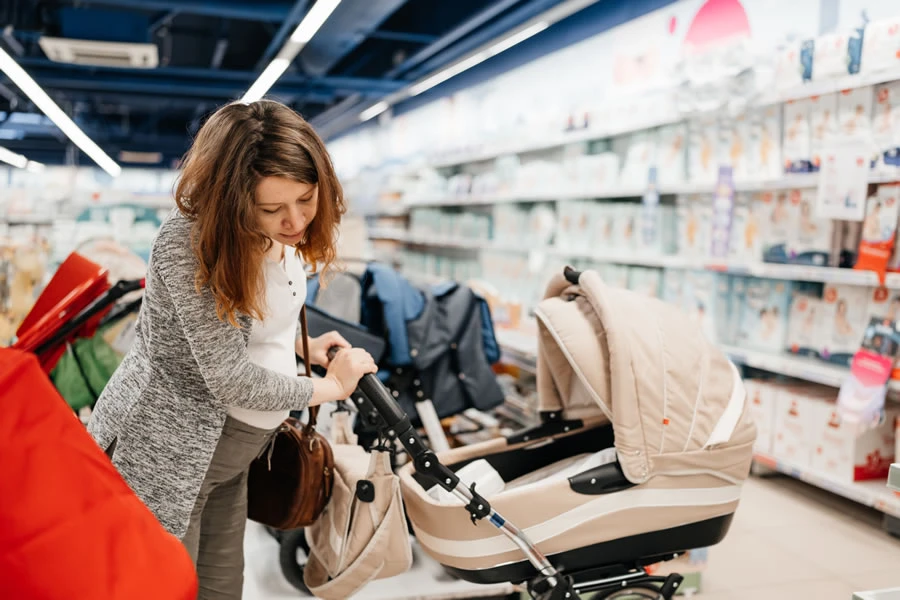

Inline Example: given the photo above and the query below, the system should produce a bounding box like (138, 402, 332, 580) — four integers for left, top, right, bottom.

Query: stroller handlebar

(326, 344, 409, 432)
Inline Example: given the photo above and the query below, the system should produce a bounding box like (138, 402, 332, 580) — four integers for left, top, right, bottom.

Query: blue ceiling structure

(0, 0, 575, 169)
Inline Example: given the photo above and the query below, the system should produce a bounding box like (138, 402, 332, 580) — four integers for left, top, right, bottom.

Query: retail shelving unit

(891, 464, 900, 493)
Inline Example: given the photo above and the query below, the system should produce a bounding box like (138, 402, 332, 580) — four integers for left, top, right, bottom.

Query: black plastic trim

(443, 514, 734, 586)
(568, 460, 637, 495)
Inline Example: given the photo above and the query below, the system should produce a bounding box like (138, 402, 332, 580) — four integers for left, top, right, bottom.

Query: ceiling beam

(366, 30, 440, 44)
(13, 58, 405, 94)
(383, 0, 525, 79)
(66, 1, 294, 22)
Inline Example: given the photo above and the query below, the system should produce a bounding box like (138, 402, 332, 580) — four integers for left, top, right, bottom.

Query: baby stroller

(11, 251, 145, 415)
(313, 266, 755, 599)
(272, 262, 508, 590)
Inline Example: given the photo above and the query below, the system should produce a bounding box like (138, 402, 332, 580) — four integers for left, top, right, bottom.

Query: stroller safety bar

(329, 347, 577, 599)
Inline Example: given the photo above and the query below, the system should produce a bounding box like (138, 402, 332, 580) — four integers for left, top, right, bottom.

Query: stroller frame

(348, 357, 684, 600)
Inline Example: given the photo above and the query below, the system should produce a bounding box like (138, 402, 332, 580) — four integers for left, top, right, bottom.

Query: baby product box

(687, 119, 719, 185)
(789, 188, 833, 266)
(627, 267, 663, 299)
(655, 123, 687, 186)
(729, 192, 763, 263)
(662, 268, 686, 310)
(759, 191, 792, 263)
(783, 99, 812, 173)
(819, 284, 871, 366)
(813, 31, 853, 81)
(745, 379, 778, 455)
(809, 93, 838, 171)
(772, 385, 821, 467)
(749, 106, 783, 180)
(872, 82, 900, 174)
(861, 16, 900, 76)
(684, 270, 723, 343)
(838, 87, 874, 141)
(714, 274, 736, 345)
(599, 264, 630, 290)
(810, 401, 897, 482)
(676, 194, 712, 258)
(787, 292, 825, 357)
(737, 278, 793, 353)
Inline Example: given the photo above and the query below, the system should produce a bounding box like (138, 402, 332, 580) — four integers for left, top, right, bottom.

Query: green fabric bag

(51, 325, 124, 412)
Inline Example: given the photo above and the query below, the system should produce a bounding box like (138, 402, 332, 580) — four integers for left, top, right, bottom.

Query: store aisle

(242, 474, 900, 600)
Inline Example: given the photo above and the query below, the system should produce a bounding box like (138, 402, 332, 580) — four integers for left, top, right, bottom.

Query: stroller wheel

(278, 528, 312, 595)
(601, 587, 663, 600)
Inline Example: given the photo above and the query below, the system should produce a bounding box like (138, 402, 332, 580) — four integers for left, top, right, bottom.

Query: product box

(789, 188, 833, 266)
(599, 264, 630, 289)
(860, 16, 900, 76)
(676, 194, 712, 258)
(745, 379, 778, 455)
(783, 99, 812, 173)
(611, 203, 639, 254)
(758, 191, 793, 263)
(627, 266, 663, 299)
(774, 42, 806, 90)
(772, 385, 820, 467)
(655, 123, 687, 186)
(714, 274, 735, 345)
(737, 278, 793, 353)
(813, 31, 853, 81)
(838, 86, 874, 141)
(809, 93, 839, 171)
(872, 82, 900, 173)
(687, 119, 719, 185)
(728, 192, 763, 263)
(749, 106, 783, 180)
(819, 284, 871, 366)
(787, 293, 825, 357)
(662, 268, 686, 310)
(810, 402, 897, 482)
(684, 270, 723, 343)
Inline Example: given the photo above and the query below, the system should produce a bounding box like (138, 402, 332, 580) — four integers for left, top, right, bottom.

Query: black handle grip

(357, 373, 407, 430)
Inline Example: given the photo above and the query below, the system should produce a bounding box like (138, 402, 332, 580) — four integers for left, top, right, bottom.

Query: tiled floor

(244, 473, 900, 599)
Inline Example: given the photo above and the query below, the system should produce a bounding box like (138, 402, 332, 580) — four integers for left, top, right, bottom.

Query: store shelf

(890, 464, 900, 493)
(753, 452, 900, 519)
(403, 171, 900, 209)
(423, 67, 900, 170)
(720, 345, 850, 388)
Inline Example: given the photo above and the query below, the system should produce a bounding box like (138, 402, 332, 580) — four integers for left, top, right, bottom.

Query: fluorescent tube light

(408, 21, 549, 97)
(0, 47, 121, 177)
(241, 0, 342, 102)
(290, 0, 342, 44)
(241, 58, 291, 103)
(0, 145, 28, 169)
(26, 160, 45, 172)
(359, 101, 389, 122)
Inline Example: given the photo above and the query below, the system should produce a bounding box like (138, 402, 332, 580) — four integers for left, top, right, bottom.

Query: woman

(87, 99, 377, 598)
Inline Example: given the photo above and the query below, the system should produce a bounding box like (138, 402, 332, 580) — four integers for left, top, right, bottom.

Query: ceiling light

(241, 58, 291, 103)
(408, 21, 549, 97)
(241, 0, 342, 102)
(290, 0, 342, 44)
(0, 145, 28, 169)
(0, 47, 121, 177)
(0, 145, 45, 172)
(359, 101, 389, 122)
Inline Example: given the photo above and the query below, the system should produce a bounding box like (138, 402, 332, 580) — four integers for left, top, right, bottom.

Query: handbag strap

(299, 305, 319, 430)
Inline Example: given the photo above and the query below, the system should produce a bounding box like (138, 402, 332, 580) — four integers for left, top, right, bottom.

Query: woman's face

(255, 176, 318, 246)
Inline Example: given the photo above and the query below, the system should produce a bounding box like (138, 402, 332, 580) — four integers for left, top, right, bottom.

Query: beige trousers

(181, 416, 275, 600)
(107, 416, 275, 599)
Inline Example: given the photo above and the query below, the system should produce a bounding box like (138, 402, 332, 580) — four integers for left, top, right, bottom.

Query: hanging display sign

(815, 141, 870, 221)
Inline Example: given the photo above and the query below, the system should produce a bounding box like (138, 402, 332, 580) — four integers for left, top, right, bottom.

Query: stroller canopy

(533, 268, 756, 486)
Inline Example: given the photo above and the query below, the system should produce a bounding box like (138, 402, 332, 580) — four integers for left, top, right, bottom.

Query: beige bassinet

(395, 267, 757, 591)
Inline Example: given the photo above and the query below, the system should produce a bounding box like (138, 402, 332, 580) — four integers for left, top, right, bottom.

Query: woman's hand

(302, 330, 351, 367)
(310, 348, 377, 406)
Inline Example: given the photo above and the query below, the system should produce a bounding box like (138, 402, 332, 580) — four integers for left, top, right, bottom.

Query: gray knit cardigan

(87, 209, 313, 538)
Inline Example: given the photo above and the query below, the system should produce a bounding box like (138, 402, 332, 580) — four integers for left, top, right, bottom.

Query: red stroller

(1, 252, 197, 599)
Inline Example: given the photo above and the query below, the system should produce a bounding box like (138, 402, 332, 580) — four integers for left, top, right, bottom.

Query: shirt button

(293, 292, 297, 296)
(289, 281, 293, 285)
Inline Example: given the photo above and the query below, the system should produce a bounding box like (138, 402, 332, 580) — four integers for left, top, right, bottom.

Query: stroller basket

(343, 266, 755, 600)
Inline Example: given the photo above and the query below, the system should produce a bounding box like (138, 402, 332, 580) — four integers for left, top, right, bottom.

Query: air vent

(39, 36, 158, 69)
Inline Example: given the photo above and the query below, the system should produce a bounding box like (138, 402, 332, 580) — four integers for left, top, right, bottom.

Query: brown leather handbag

(247, 306, 335, 530)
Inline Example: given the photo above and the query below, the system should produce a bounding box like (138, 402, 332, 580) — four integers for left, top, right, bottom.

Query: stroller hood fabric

(534, 269, 757, 485)
(0, 349, 198, 600)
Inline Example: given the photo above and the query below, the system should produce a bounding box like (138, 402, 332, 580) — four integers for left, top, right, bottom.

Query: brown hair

(174, 99, 345, 325)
